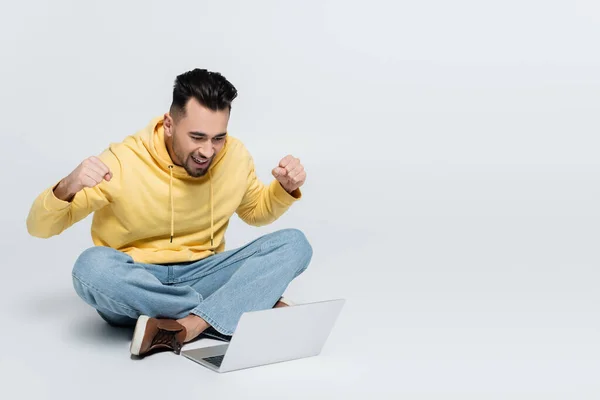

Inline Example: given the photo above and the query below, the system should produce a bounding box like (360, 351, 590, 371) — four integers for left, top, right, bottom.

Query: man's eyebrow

(189, 132, 227, 137)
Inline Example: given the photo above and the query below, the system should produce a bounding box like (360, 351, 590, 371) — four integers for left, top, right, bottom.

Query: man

(26, 68, 311, 358)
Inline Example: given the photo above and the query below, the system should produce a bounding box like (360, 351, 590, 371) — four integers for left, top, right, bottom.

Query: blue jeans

(71, 229, 312, 335)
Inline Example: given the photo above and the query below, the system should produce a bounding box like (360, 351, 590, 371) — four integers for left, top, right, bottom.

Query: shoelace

(152, 329, 183, 353)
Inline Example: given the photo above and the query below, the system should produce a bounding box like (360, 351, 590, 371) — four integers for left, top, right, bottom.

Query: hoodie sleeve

(26, 146, 123, 238)
(235, 152, 301, 226)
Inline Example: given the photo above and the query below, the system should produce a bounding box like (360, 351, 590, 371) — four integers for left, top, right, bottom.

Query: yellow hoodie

(26, 116, 301, 264)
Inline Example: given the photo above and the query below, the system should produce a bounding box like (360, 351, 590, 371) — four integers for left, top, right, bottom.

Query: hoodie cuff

(270, 179, 302, 206)
(43, 184, 72, 212)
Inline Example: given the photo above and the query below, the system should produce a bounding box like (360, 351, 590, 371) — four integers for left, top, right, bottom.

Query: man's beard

(173, 136, 213, 177)
(184, 154, 213, 177)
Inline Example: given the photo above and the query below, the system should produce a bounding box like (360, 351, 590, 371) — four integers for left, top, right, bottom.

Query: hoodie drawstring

(168, 165, 174, 243)
(209, 169, 214, 248)
(167, 164, 214, 251)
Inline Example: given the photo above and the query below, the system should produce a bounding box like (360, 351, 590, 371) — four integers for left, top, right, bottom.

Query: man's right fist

(54, 157, 112, 202)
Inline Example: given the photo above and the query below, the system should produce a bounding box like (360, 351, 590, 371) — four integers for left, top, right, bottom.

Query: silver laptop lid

(219, 299, 345, 372)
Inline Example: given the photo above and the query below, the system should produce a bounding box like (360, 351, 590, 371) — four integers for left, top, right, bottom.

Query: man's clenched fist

(272, 155, 306, 194)
(54, 156, 112, 202)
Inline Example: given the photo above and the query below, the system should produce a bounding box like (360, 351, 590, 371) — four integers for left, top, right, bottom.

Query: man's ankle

(176, 314, 209, 342)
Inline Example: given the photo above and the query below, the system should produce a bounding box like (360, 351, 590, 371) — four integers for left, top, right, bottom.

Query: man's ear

(164, 113, 173, 137)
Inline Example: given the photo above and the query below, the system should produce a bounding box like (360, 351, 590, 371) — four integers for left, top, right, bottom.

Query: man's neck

(164, 136, 180, 166)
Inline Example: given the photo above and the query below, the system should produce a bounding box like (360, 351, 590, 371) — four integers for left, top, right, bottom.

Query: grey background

(1, 0, 599, 398)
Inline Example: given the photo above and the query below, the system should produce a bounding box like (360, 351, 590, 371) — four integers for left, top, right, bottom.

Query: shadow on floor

(25, 290, 134, 345)
(25, 290, 86, 317)
(68, 316, 134, 344)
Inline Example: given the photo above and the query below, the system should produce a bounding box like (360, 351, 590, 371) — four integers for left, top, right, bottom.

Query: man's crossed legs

(71, 229, 312, 357)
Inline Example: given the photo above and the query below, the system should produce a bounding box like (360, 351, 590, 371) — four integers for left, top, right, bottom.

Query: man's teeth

(192, 156, 207, 163)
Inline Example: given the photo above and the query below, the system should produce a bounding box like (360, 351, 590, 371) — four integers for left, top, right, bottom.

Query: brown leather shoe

(130, 315, 187, 357)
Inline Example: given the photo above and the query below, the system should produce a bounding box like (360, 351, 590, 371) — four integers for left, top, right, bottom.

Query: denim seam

(72, 273, 138, 314)
(171, 250, 260, 284)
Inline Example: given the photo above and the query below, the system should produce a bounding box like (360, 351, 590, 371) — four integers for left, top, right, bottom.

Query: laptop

(181, 299, 345, 373)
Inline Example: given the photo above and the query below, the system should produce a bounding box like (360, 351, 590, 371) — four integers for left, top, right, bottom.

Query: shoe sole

(130, 315, 150, 356)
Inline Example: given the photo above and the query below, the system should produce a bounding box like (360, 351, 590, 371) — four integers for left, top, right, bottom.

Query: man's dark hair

(170, 68, 238, 119)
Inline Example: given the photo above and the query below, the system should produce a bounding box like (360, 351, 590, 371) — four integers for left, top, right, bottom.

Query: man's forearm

(53, 178, 76, 202)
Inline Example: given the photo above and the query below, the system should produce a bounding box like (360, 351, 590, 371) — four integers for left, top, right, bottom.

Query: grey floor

(2, 0, 600, 397)
(2, 163, 600, 399)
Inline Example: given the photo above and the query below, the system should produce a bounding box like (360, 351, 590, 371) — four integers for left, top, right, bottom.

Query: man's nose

(198, 142, 214, 158)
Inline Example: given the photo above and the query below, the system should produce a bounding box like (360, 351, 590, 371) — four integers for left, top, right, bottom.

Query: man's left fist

(272, 155, 306, 194)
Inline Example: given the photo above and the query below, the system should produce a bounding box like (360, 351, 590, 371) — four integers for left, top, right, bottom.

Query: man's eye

(214, 137, 225, 141)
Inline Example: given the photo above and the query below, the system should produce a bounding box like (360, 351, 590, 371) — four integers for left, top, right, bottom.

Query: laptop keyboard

(203, 354, 225, 368)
